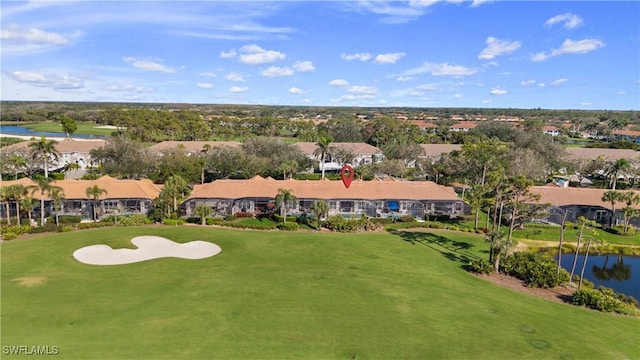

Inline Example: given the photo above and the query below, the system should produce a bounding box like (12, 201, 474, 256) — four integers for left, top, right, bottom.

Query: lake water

(558, 254, 640, 300)
(0, 125, 106, 139)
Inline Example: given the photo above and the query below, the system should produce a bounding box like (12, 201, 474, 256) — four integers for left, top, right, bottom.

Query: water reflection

(592, 254, 631, 282)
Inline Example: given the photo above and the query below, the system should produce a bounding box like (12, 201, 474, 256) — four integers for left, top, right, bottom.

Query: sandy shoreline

(0, 134, 106, 142)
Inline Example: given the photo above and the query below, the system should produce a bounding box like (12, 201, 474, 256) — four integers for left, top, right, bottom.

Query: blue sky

(1, 1, 638, 110)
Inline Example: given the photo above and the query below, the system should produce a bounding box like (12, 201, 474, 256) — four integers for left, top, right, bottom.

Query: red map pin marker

(340, 165, 354, 188)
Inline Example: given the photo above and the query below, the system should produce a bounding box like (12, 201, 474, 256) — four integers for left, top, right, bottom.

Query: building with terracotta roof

(449, 122, 477, 132)
(565, 148, 639, 162)
(149, 141, 242, 155)
(2, 139, 106, 171)
(0, 176, 162, 222)
(419, 144, 462, 158)
(613, 129, 640, 143)
(528, 186, 640, 227)
(542, 125, 561, 136)
(182, 176, 469, 219)
(295, 142, 383, 170)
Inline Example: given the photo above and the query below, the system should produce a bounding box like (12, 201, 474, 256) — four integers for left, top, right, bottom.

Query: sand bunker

(73, 236, 221, 265)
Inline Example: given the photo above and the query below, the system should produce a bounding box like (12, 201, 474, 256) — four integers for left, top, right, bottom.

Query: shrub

(399, 215, 415, 223)
(572, 287, 639, 315)
(323, 215, 381, 232)
(77, 222, 113, 229)
(119, 215, 151, 226)
(500, 252, 569, 288)
(162, 219, 185, 226)
(47, 215, 82, 224)
(224, 214, 236, 221)
(371, 218, 395, 224)
(277, 222, 299, 231)
(206, 218, 223, 225)
(28, 223, 60, 234)
(467, 259, 494, 274)
(0, 225, 31, 240)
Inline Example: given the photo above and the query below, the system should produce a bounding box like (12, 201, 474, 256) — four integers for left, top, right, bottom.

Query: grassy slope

(1, 226, 638, 359)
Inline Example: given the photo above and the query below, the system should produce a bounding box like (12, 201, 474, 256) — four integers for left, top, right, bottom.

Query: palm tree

(30, 176, 56, 226)
(7, 153, 28, 180)
(278, 160, 298, 180)
(162, 175, 190, 213)
(485, 230, 508, 271)
(49, 187, 66, 226)
(605, 158, 631, 190)
(8, 184, 28, 225)
(310, 200, 330, 229)
(28, 136, 61, 178)
(602, 190, 623, 227)
(193, 203, 213, 225)
(20, 196, 37, 226)
(85, 185, 107, 222)
(0, 187, 12, 225)
(275, 188, 297, 222)
(620, 191, 640, 232)
(313, 136, 333, 179)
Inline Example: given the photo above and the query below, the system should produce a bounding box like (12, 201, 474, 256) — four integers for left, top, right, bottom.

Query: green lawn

(16, 121, 115, 136)
(1, 226, 638, 359)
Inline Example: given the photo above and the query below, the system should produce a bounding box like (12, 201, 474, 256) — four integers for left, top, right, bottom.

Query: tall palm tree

(275, 188, 297, 222)
(601, 190, 623, 227)
(162, 175, 190, 213)
(0, 187, 12, 225)
(313, 136, 333, 179)
(310, 200, 330, 229)
(605, 158, 631, 190)
(8, 184, 28, 226)
(85, 185, 108, 222)
(20, 196, 37, 226)
(28, 136, 61, 178)
(7, 153, 28, 180)
(49, 187, 66, 226)
(620, 191, 640, 232)
(30, 177, 57, 226)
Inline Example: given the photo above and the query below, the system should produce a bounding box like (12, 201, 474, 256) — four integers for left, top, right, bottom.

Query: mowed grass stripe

(1, 227, 638, 359)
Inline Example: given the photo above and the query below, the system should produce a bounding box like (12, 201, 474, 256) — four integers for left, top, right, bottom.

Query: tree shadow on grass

(388, 229, 480, 266)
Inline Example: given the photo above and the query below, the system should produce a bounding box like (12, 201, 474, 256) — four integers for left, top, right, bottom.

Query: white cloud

(396, 76, 416, 82)
(197, 82, 213, 89)
(347, 85, 378, 95)
(220, 49, 237, 59)
(520, 79, 536, 86)
(289, 87, 304, 94)
(538, 83, 546, 87)
(238, 44, 285, 65)
(581, 102, 592, 107)
(328, 79, 349, 87)
(471, 0, 492, 7)
(490, 87, 507, 95)
(1, 24, 71, 45)
(260, 66, 294, 77)
(199, 72, 217, 78)
(617, 91, 626, 96)
(545, 13, 584, 29)
(404, 62, 478, 77)
(478, 37, 521, 60)
(1, 24, 80, 55)
(230, 86, 248, 93)
(550, 78, 568, 86)
(122, 57, 178, 73)
(104, 84, 152, 93)
(341, 53, 372, 61)
(374, 52, 406, 64)
(531, 38, 605, 62)
(8, 70, 84, 89)
(293, 61, 316, 72)
(226, 73, 245, 82)
(342, 94, 376, 101)
(453, 93, 463, 99)
(482, 99, 493, 104)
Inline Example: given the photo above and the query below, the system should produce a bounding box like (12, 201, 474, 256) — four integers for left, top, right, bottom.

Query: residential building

(542, 125, 562, 136)
(295, 142, 383, 170)
(182, 176, 469, 219)
(149, 141, 242, 155)
(0, 176, 162, 222)
(2, 139, 106, 170)
(613, 129, 640, 143)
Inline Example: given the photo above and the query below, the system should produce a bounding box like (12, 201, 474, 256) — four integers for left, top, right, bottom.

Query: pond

(558, 254, 640, 300)
(0, 125, 106, 139)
